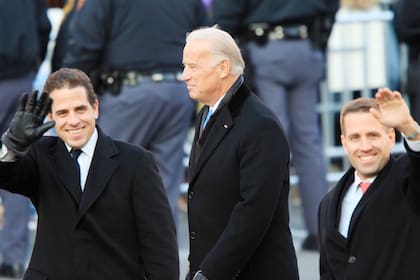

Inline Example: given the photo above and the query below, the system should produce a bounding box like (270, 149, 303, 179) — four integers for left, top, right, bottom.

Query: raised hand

(370, 88, 414, 132)
(1, 90, 55, 157)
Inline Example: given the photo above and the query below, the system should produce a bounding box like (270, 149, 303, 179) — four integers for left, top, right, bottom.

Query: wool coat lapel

(189, 81, 244, 186)
(78, 131, 119, 219)
(52, 140, 82, 203)
(189, 108, 233, 186)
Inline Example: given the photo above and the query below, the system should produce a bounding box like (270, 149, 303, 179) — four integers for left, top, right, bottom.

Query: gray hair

(186, 26, 245, 75)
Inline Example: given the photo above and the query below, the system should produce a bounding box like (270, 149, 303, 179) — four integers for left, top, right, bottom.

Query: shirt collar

(209, 75, 244, 113)
(353, 171, 376, 188)
(209, 96, 223, 114)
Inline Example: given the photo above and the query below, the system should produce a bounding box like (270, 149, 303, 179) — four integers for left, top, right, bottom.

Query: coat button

(188, 191, 194, 199)
(190, 231, 197, 240)
(348, 256, 356, 263)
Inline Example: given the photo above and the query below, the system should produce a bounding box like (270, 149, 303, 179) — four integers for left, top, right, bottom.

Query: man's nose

(182, 68, 190, 81)
(360, 137, 372, 150)
(68, 112, 80, 124)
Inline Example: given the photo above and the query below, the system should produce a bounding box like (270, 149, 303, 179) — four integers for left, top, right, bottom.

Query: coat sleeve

(394, 0, 420, 46)
(63, 0, 111, 73)
(35, 0, 51, 63)
(132, 150, 179, 280)
(404, 143, 420, 214)
(212, 0, 247, 36)
(0, 145, 40, 199)
(318, 196, 335, 280)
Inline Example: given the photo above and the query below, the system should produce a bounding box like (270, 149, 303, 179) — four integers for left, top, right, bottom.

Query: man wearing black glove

(0, 68, 179, 279)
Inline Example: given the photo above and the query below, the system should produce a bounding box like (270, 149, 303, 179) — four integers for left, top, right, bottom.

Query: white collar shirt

(66, 129, 98, 191)
(338, 173, 375, 238)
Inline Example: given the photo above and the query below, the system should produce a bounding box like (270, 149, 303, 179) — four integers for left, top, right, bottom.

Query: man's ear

(93, 100, 99, 119)
(219, 60, 230, 78)
(47, 112, 53, 121)
(340, 134, 349, 155)
(388, 127, 396, 147)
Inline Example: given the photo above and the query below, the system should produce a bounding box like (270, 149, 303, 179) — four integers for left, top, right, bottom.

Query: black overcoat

(0, 128, 179, 280)
(187, 83, 299, 280)
(319, 143, 420, 280)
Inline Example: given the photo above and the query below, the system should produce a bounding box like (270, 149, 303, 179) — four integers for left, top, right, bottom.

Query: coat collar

(77, 127, 119, 219)
(51, 127, 119, 220)
(52, 139, 83, 203)
(327, 158, 394, 240)
(189, 81, 250, 185)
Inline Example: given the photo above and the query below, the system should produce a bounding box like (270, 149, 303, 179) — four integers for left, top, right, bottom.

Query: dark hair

(43, 68, 97, 106)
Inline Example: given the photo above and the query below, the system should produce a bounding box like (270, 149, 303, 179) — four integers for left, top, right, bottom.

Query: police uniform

(395, 0, 420, 122)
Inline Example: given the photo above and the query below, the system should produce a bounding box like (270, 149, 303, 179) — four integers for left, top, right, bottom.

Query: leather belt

(123, 71, 183, 86)
(267, 25, 308, 40)
(242, 23, 308, 45)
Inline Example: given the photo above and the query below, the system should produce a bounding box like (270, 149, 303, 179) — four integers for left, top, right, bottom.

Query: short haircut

(340, 97, 380, 134)
(43, 68, 97, 106)
(186, 26, 245, 75)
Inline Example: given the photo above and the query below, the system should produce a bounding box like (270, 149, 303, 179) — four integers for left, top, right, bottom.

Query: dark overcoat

(187, 82, 299, 280)
(319, 143, 420, 280)
(0, 128, 179, 280)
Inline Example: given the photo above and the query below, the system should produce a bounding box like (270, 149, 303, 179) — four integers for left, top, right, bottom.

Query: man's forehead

(344, 115, 387, 134)
(183, 45, 210, 62)
(185, 39, 211, 52)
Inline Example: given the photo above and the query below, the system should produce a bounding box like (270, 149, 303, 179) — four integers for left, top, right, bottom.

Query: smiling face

(48, 86, 98, 149)
(341, 112, 395, 180)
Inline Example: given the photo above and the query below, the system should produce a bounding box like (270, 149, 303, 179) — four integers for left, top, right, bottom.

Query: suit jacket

(318, 142, 420, 280)
(187, 81, 299, 280)
(0, 128, 179, 280)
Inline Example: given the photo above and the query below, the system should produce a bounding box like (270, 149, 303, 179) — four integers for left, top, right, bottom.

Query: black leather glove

(192, 271, 208, 280)
(1, 91, 55, 157)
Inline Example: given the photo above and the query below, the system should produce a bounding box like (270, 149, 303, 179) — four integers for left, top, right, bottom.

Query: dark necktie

(70, 149, 82, 188)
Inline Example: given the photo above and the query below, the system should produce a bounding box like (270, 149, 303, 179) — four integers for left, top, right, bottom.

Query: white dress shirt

(65, 129, 98, 191)
(338, 174, 375, 238)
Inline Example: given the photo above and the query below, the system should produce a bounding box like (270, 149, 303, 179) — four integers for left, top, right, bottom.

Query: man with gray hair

(183, 26, 299, 280)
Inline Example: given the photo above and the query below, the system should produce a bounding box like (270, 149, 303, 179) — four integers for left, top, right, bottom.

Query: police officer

(64, 0, 208, 226)
(394, 0, 420, 122)
(212, 0, 339, 250)
(0, 0, 51, 276)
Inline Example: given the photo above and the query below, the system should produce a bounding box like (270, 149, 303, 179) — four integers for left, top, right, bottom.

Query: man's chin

(67, 138, 84, 148)
(358, 168, 377, 179)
